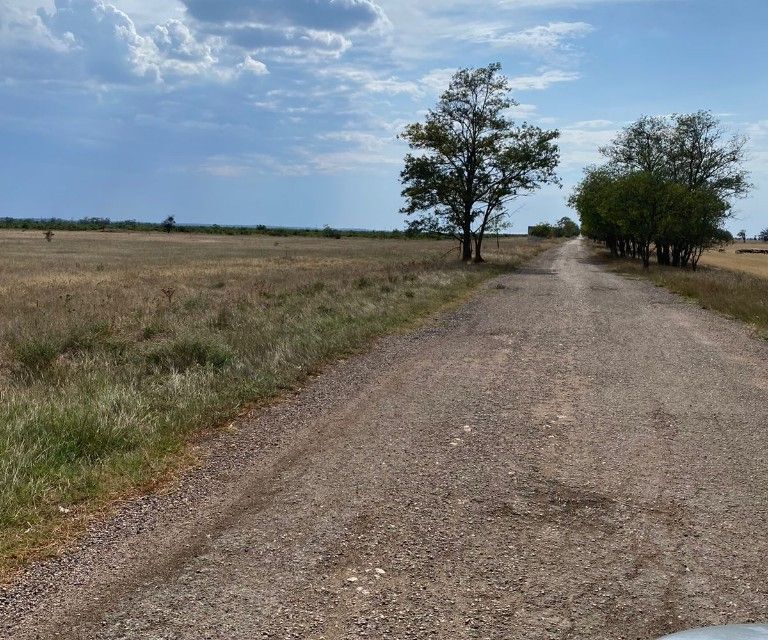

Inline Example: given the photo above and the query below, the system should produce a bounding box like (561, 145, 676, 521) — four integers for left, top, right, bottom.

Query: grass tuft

(11, 335, 61, 375)
(145, 337, 234, 372)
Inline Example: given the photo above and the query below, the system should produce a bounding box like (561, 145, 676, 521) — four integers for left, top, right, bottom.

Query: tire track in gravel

(2, 238, 768, 639)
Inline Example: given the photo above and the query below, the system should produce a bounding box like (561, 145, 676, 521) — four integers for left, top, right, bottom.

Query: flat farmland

(700, 240, 768, 278)
(0, 229, 555, 573)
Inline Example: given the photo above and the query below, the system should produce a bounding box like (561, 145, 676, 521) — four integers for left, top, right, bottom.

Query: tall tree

(400, 63, 560, 262)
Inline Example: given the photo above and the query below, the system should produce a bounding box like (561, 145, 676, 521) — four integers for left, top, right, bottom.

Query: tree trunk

(461, 225, 473, 261)
(643, 242, 651, 268)
(473, 233, 485, 263)
(691, 246, 703, 270)
(656, 243, 669, 265)
(671, 244, 681, 267)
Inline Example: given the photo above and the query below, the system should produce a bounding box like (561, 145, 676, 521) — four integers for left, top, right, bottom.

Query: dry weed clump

(0, 230, 556, 572)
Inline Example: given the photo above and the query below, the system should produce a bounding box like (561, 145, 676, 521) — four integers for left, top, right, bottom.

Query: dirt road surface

(3, 239, 768, 639)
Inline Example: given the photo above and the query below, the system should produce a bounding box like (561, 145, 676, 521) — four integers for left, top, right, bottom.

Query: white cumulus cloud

(508, 69, 581, 91)
(38, 0, 162, 82)
(236, 55, 268, 76)
(487, 21, 594, 50)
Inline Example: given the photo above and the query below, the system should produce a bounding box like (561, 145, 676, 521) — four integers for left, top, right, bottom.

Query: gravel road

(3, 238, 768, 639)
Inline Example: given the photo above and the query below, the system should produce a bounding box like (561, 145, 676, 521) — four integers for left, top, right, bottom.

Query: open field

(699, 240, 768, 278)
(593, 244, 768, 336)
(0, 230, 556, 573)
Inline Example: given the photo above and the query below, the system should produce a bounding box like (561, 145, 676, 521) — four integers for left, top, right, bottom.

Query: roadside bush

(571, 112, 748, 269)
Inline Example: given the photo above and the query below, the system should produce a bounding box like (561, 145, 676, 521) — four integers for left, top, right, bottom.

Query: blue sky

(0, 0, 766, 234)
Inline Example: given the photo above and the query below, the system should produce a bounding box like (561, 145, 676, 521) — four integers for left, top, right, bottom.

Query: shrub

(322, 225, 342, 239)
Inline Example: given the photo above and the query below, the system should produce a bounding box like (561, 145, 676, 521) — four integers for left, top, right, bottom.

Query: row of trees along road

(570, 112, 751, 269)
(400, 63, 561, 262)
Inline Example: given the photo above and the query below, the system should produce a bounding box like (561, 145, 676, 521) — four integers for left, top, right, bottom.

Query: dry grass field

(0, 229, 556, 573)
(699, 240, 768, 278)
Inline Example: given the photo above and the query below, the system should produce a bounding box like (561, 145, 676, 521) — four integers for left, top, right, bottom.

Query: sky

(0, 0, 766, 234)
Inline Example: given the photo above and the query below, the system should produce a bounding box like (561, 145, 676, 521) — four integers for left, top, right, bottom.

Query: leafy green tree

(737, 229, 747, 243)
(161, 215, 176, 234)
(400, 63, 560, 262)
(556, 216, 580, 238)
(568, 166, 622, 253)
(528, 222, 555, 238)
(659, 182, 730, 269)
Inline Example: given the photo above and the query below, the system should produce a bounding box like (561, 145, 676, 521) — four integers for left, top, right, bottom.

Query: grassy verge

(0, 231, 558, 575)
(593, 246, 768, 337)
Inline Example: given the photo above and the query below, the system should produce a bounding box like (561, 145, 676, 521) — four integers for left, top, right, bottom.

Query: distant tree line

(739, 228, 768, 242)
(0, 217, 455, 240)
(570, 111, 750, 269)
(528, 216, 580, 238)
